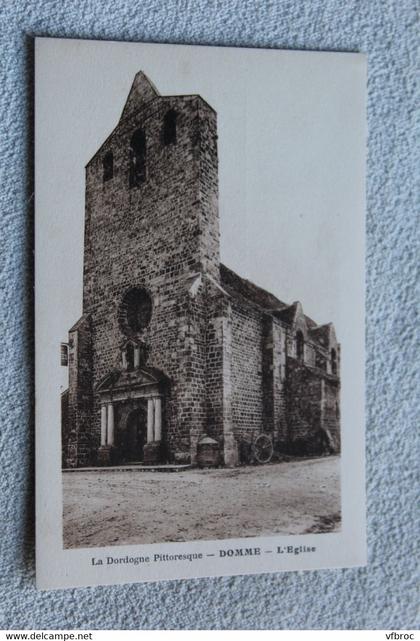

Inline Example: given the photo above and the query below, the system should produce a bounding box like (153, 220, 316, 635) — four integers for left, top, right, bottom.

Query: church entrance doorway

(121, 407, 147, 463)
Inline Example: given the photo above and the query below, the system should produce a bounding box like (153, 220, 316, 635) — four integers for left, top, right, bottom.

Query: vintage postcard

(35, 37, 366, 589)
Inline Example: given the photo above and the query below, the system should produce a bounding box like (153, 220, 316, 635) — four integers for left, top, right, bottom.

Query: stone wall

(286, 358, 322, 440)
(204, 286, 227, 442)
(61, 390, 69, 468)
(262, 317, 288, 442)
(63, 74, 341, 468)
(322, 378, 341, 451)
(202, 282, 237, 466)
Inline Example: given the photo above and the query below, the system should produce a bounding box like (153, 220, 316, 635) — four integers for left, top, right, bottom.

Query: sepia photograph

(60, 68, 342, 549)
(35, 38, 365, 588)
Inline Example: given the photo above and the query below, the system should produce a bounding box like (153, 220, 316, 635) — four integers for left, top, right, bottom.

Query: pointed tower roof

(120, 71, 160, 120)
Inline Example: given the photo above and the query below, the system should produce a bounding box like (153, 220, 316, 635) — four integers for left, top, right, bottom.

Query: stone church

(61, 71, 340, 468)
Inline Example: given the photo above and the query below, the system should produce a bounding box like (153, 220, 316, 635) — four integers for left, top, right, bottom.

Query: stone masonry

(61, 72, 341, 468)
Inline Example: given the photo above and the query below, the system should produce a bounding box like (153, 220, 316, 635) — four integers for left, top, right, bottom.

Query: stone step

(62, 463, 192, 473)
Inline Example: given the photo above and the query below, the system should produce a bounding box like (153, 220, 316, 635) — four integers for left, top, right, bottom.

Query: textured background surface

(0, 0, 418, 630)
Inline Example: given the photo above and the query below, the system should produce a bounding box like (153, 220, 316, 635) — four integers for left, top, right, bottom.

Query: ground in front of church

(62, 455, 341, 549)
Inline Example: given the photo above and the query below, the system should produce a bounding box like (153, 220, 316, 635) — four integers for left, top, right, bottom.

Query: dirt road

(62, 456, 340, 548)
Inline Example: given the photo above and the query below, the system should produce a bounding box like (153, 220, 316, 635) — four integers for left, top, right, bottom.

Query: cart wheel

(253, 434, 274, 464)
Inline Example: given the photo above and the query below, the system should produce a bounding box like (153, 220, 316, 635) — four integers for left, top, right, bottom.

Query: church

(61, 71, 341, 468)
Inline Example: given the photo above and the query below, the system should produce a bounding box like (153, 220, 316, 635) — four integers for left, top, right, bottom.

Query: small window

(129, 128, 146, 188)
(163, 109, 177, 145)
(103, 151, 114, 182)
(316, 353, 326, 371)
(331, 348, 337, 375)
(296, 331, 304, 361)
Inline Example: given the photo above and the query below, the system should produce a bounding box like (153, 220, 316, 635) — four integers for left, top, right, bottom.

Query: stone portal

(96, 365, 167, 466)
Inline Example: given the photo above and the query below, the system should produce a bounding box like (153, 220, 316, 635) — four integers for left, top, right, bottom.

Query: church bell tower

(65, 71, 221, 467)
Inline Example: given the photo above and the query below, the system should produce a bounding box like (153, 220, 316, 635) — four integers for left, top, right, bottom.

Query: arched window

(103, 151, 114, 182)
(126, 343, 134, 371)
(331, 348, 337, 375)
(129, 128, 146, 188)
(163, 109, 177, 145)
(296, 330, 304, 361)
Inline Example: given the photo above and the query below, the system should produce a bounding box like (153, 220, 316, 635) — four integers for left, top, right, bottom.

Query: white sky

(35, 39, 366, 392)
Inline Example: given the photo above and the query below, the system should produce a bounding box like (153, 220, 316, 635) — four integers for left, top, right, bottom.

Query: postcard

(35, 37, 366, 589)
